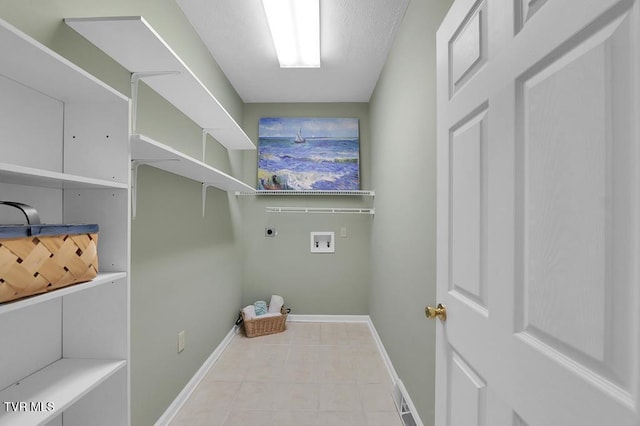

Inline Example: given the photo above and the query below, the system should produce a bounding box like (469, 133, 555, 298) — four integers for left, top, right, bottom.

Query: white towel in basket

(242, 305, 256, 320)
(268, 295, 284, 313)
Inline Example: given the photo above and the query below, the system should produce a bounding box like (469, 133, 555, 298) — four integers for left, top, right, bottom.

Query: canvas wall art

(257, 117, 360, 191)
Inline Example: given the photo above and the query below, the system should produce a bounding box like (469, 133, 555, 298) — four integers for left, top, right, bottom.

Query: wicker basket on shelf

(0, 201, 99, 303)
(242, 307, 288, 338)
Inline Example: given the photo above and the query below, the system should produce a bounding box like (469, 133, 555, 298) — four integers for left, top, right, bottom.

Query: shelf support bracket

(131, 160, 143, 219)
(202, 129, 210, 162)
(131, 71, 180, 133)
(131, 159, 178, 219)
(202, 128, 221, 162)
(202, 183, 217, 217)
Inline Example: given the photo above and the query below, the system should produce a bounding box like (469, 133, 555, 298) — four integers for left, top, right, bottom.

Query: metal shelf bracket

(131, 71, 180, 133)
(131, 158, 178, 218)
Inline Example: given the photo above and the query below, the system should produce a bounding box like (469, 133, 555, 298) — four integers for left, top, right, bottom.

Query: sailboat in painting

(294, 127, 306, 143)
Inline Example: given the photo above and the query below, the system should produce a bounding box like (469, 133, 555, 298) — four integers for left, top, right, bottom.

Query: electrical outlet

(178, 330, 185, 353)
(340, 227, 347, 237)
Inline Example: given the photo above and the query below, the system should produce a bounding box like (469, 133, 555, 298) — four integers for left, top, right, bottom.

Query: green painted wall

(0, 2, 247, 425)
(368, 0, 453, 424)
(0, 0, 456, 424)
(131, 166, 243, 426)
(132, 84, 245, 426)
(241, 103, 372, 314)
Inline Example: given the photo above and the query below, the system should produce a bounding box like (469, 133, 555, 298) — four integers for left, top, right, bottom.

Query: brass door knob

(425, 303, 447, 321)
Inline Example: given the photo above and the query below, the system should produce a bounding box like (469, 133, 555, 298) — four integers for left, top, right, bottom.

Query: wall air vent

(392, 380, 419, 426)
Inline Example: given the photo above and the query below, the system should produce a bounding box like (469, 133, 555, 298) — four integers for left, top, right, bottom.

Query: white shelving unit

(65, 15, 256, 207)
(0, 17, 130, 426)
(64, 16, 255, 151)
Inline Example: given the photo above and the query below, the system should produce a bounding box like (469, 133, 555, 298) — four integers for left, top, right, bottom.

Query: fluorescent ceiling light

(262, 0, 320, 68)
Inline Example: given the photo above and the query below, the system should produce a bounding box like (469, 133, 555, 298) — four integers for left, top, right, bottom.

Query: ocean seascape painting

(257, 117, 360, 191)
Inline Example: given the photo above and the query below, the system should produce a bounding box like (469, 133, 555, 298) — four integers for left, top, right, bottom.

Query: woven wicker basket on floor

(242, 307, 288, 337)
(0, 201, 99, 303)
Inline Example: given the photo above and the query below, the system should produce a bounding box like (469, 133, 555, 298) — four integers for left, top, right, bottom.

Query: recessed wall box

(311, 232, 335, 253)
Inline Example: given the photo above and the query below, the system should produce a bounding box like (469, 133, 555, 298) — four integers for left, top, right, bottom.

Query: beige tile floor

(170, 321, 403, 426)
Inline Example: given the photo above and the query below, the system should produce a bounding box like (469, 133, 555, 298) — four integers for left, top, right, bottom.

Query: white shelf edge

(131, 134, 253, 192)
(236, 190, 374, 196)
(0, 17, 127, 105)
(0, 358, 126, 426)
(0, 272, 127, 315)
(0, 163, 129, 190)
(65, 16, 255, 151)
(266, 206, 375, 215)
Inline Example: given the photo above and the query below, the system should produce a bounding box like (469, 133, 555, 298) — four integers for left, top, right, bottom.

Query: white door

(435, 0, 640, 425)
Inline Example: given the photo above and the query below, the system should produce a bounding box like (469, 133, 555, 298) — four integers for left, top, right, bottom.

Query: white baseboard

(154, 325, 240, 426)
(287, 313, 370, 323)
(364, 317, 400, 384)
(364, 318, 423, 426)
(156, 315, 423, 426)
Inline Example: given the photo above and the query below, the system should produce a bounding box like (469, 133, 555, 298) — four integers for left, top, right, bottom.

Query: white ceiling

(176, 0, 410, 103)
